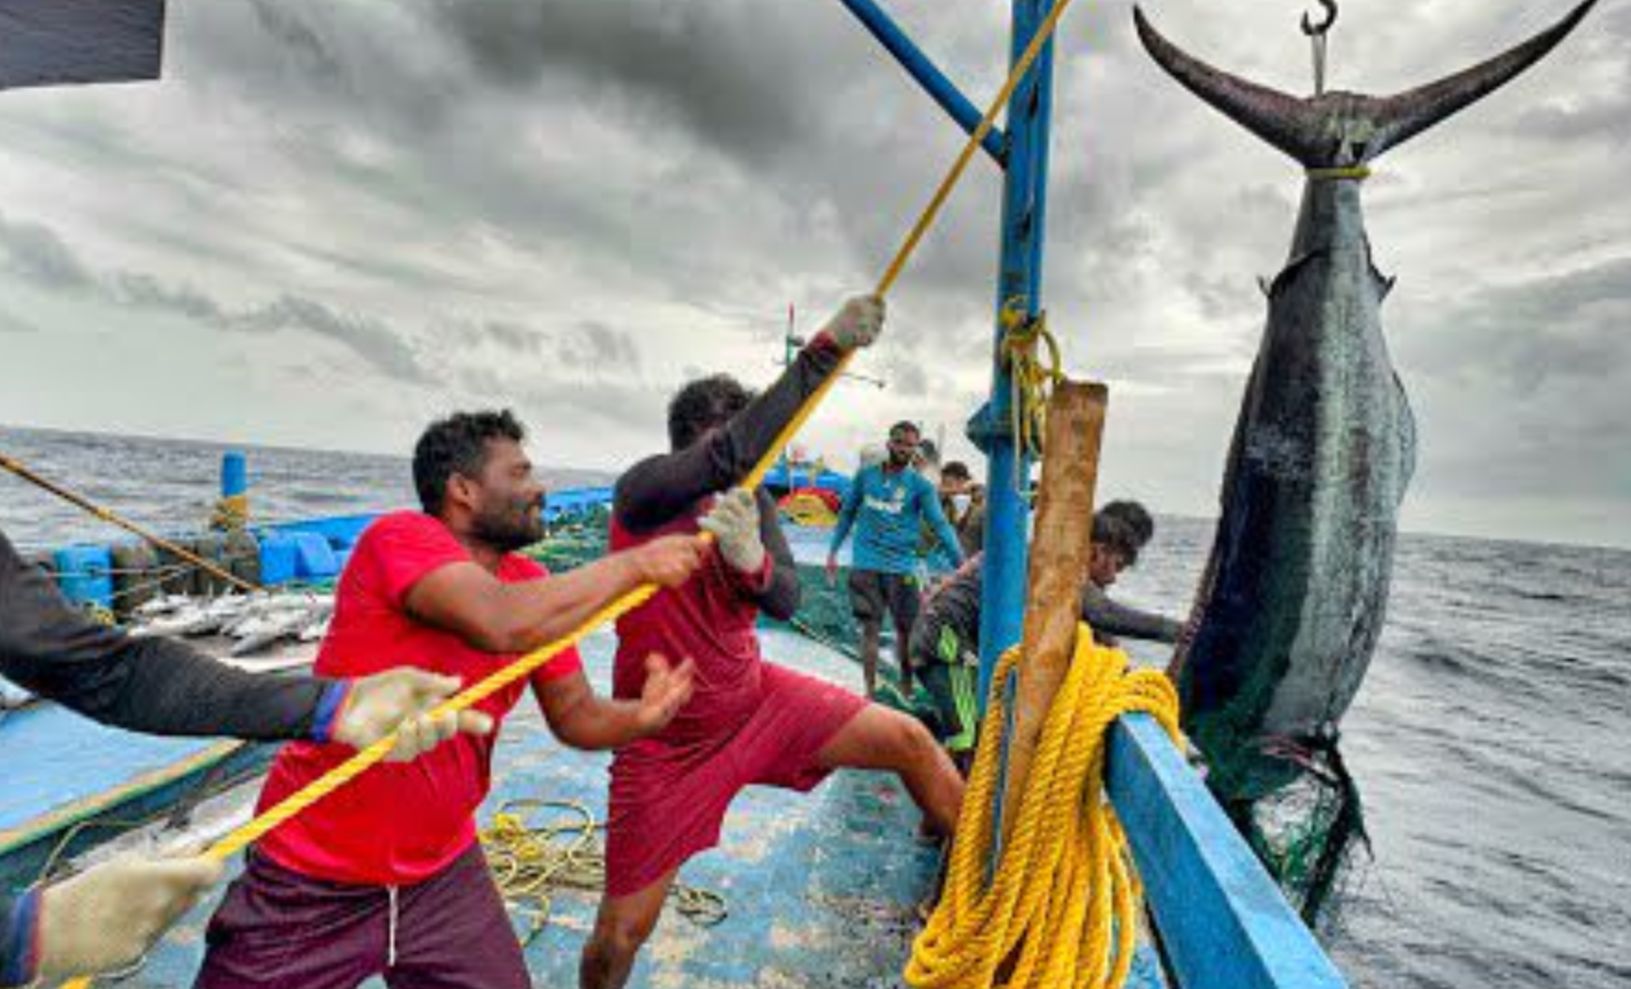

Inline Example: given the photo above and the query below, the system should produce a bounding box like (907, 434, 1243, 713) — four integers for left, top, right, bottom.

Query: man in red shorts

(579, 297, 966, 989)
(193, 409, 713, 989)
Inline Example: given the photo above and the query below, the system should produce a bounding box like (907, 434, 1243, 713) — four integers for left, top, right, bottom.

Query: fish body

(1136, 1, 1596, 799)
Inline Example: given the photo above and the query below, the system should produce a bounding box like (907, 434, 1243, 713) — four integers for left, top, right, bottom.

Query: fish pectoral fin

(1267, 250, 1323, 297)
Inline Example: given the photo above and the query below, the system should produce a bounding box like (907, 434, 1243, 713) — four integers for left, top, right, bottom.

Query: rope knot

(997, 298, 1063, 473)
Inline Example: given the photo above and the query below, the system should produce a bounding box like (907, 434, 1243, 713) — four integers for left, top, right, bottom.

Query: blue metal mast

(973, 0, 1057, 706)
(833, 0, 1056, 706)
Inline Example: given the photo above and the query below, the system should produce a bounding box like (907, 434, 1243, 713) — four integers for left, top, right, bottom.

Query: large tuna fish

(1137, 1, 1596, 805)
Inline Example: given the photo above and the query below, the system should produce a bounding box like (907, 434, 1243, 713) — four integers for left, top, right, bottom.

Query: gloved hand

(698, 488, 766, 574)
(333, 668, 495, 762)
(820, 294, 885, 351)
(34, 855, 225, 980)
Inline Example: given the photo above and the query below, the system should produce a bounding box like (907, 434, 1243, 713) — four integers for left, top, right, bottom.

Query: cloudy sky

(0, 0, 1624, 548)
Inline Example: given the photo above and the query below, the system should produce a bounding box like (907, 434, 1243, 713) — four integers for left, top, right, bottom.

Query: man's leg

(888, 574, 923, 695)
(815, 703, 963, 835)
(579, 868, 679, 989)
(848, 570, 884, 696)
(858, 620, 882, 696)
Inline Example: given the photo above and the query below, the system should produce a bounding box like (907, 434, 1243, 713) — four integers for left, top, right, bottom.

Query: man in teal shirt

(827, 421, 963, 695)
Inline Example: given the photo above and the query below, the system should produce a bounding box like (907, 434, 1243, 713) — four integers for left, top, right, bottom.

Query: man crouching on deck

(194, 410, 714, 989)
(579, 297, 965, 989)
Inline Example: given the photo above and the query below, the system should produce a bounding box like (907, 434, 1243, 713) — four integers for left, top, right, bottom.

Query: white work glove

(821, 294, 885, 351)
(34, 855, 225, 980)
(698, 488, 766, 575)
(333, 668, 495, 762)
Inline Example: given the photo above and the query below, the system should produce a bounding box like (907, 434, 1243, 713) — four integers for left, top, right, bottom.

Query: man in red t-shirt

(579, 297, 966, 988)
(194, 410, 713, 989)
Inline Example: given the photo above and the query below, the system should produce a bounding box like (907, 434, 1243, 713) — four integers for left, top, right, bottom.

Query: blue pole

(834, 0, 1009, 166)
(976, 0, 1057, 708)
(220, 451, 247, 499)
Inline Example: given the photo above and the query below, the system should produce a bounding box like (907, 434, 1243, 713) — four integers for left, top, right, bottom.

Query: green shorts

(915, 626, 980, 753)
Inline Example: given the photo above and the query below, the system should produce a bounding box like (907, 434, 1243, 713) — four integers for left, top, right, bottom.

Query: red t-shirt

(255, 511, 582, 886)
(609, 504, 771, 743)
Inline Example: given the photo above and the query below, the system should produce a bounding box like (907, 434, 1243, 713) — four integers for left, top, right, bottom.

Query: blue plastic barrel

(290, 532, 339, 580)
(54, 545, 115, 608)
(258, 534, 302, 585)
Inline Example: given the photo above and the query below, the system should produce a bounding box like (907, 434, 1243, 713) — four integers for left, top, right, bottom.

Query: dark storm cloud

(115, 273, 227, 322)
(0, 308, 37, 335)
(0, 212, 95, 291)
(229, 294, 431, 385)
(246, 0, 347, 84)
(558, 321, 641, 371)
(479, 320, 545, 357)
(425, 0, 814, 162)
(1403, 256, 1631, 395)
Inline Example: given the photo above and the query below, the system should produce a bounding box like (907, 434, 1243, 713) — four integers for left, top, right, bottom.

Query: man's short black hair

(942, 460, 972, 482)
(668, 374, 754, 450)
(1091, 512, 1140, 567)
(889, 420, 920, 438)
(1099, 499, 1155, 549)
(413, 409, 526, 515)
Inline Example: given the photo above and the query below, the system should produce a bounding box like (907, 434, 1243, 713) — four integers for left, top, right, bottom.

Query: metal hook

(1300, 0, 1338, 38)
(1301, 0, 1337, 94)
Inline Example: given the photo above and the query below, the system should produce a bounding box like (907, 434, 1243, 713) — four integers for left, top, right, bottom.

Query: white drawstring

(386, 885, 400, 968)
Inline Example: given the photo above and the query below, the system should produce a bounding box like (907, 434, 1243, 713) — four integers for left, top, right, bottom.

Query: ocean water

(3, 424, 1627, 987)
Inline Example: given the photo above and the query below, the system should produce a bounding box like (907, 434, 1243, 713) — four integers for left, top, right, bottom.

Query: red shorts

(604, 663, 866, 897)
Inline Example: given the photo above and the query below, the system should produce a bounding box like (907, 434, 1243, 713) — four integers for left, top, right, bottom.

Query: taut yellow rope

(906, 625, 1180, 989)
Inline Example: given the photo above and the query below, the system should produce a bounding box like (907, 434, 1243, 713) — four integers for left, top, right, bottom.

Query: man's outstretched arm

(616, 296, 882, 533)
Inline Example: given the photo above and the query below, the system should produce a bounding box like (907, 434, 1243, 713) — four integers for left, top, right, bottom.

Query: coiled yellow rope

(480, 799, 726, 945)
(905, 624, 1180, 989)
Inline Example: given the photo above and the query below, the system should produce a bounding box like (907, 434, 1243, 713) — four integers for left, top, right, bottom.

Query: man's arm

(0, 530, 330, 739)
(1080, 583, 1184, 644)
(919, 477, 965, 567)
(751, 489, 799, 620)
(531, 654, 694, 751)
(828, 469, 863, 556)
(0, 532, 490, 749)
(616, 331, 851, 534)
(403, 534, 706, 654)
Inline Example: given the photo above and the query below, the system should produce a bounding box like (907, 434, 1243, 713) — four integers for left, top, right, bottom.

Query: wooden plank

(1108, 714, 1348, 989)
(0, 0, 165, 91)
(998, 379, 1106, 847)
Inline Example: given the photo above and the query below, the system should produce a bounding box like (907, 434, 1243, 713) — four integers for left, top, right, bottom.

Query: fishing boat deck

(72, 626, 1168, 988)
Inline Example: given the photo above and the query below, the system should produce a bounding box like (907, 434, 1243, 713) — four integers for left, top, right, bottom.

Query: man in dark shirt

(910, 504, 1182, 755)
(0, 528, 496, 987)
(579, 296, 965, 989)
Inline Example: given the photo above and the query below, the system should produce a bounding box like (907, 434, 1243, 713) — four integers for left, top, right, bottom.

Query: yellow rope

(1305, 165, 1371, 181)
(208, 493, 250, 532)
(60, 0, 1081, 982)
(480, 798, 725, 945)
(905, 624, 1180, 989)
(998, 298, 1065, 464)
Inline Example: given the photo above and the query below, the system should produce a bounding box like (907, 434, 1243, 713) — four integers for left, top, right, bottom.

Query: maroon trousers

(193, 843, 528, 989)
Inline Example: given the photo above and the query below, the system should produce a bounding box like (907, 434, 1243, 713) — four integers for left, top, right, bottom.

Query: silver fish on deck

(1137, 1, 1597, 803)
